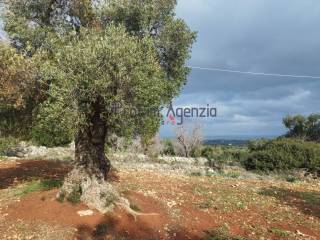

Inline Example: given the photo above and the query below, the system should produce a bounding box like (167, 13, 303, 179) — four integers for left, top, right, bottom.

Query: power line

(188, 66, 320, 79)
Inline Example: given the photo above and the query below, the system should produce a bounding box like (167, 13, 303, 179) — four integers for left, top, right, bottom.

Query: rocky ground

(0, 145, 319, 240)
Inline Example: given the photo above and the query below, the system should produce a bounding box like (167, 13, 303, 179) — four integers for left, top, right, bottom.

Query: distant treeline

(203, 139, 249, 146)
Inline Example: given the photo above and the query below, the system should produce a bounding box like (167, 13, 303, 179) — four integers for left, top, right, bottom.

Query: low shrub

(0, 137, 20, 156)
(201, 146, 214, 160)
(162, 139, 175, 156)
(201, 145, 249, 170)
(31, 100, 74, 147)
(66, 185, 82, 204)
(190, 145, 202, 158)
(244, 138, 320, 173)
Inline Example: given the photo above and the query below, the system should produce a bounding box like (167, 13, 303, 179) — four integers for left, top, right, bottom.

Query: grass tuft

(269, 228, 291, 237)
(17, 179, 63, 196)
(66, 186, 82, 204)
(205, 224, 248, 240)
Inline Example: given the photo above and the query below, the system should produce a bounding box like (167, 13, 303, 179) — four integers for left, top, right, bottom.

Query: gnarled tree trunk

(58, 102, 120, 213)
(58, 101, 152, 216)
(75, 110, 110, 179)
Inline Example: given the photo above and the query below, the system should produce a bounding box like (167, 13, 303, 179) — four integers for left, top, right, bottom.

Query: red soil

(1, 159, 320, 240)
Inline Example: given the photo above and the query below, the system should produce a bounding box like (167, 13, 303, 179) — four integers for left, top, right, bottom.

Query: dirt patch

(5, 189, 104, 227)
(4, 187, 203, 239)
(1, 159, 320, 239)
(0, 159, 71, 189)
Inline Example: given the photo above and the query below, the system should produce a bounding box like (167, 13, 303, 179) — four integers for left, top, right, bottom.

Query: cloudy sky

(1, 1, 320, 139)
(0, 5, 4, 40)
(160, 0, 320, 138)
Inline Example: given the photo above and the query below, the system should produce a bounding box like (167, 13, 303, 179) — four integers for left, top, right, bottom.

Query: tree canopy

(0, 43, 38, 137)
(1, 0, 196, 145)
(283, 114, 320, 142)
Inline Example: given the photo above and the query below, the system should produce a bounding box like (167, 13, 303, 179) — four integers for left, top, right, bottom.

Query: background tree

(0, 43, 37, 138)
(283, 114, 320, 142)
(305, 114, 320, 142)
(174, 123, 203, 157)
(2, 0, 196, 211)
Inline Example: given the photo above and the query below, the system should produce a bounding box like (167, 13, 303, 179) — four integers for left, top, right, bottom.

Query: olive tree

(2, 0, 196, 211)
(51, 26, 168, 177)
(0, 43, 37, 137)
(283, 114, 320, 142)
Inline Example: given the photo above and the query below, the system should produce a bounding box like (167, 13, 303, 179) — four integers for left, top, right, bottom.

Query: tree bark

(75, 103, 110, 180)
(58, 100, 121, 213)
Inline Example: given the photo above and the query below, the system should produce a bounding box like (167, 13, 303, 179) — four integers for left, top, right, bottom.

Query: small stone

(77, 210, 94, 217)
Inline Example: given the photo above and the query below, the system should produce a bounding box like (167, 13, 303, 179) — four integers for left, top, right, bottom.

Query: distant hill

(203, 135, 277, 146)
(203, 139, 249, 146)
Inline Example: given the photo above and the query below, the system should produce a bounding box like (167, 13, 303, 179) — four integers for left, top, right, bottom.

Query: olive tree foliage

(283, 114, 320, 142)
(0, 43, 38, 137)
(56, 26, 168, 166)
(2, 0, 196, 180)
(1, 0, 195, 147)
(0, 40, 73, 144)
(0, 44, 35, 109)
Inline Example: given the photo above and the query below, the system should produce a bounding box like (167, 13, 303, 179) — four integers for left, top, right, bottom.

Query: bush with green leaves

(244, 138, 320, 173)
(31, 98, 75, 147)
(162, 139, 176, 156)
(201, 145, 214, 160)
(201, 145, 248, 170)
(0, 137, 20, 156)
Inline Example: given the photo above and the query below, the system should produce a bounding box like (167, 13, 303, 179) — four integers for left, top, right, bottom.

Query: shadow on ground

(259, 187, 320, 218)
(75, 215, 205, 240)
(0, 159, 120, 190)
(0, 160, 71, 189)
(75, 217, 247, 240)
